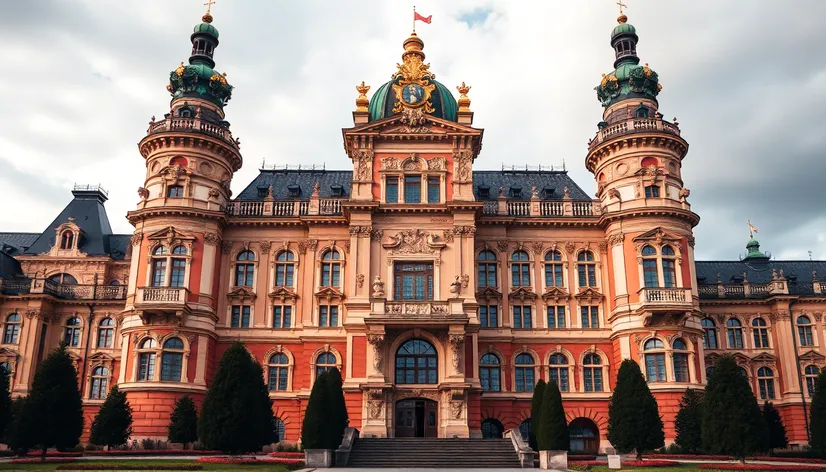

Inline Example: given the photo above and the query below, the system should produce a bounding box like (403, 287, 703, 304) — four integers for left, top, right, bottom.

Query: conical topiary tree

(675, 388, 703, 454)
(809, 369, 826, 458)
(0, 367, 11, 439)
(168, 395, 199, 449)
(607, 359, 664, 459)
(302, 370, 332, 449)
(536, 380, 569, 452)
(4, 396, 33, 455)
(529, 379, 546, 450)
(24, 344, 84, 456)
(702, 354, 765, 462)
(324, 368, 349, 450)
(762, 401, 787, 454)
(89, 386, 133, 448)
(198, 342, 274, 454)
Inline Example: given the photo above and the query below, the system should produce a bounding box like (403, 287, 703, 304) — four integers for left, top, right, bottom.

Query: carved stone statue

(450, 275, 461, 295)
(372, 276, 386, 298)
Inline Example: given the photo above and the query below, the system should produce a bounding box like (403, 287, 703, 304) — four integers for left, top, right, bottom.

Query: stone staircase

(345, 437, 523, 468)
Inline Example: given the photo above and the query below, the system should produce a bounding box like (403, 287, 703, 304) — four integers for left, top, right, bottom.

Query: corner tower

(122, 7, 242, 438)
(587, 12, 704, 429)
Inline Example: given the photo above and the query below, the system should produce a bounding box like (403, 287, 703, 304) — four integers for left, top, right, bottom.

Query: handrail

(335, 427, 359, 466)
(504, 428, 534, 468)
(225, 199, 345, 217)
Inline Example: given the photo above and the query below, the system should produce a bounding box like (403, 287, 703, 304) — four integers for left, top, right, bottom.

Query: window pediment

(315, 286, 345, 301)
(799, 350, 826, 362)
(508, 286, 537, 301)
(269, 286, 297, 302)
(476, 286, 502, 301)
(751, 353, 777, 365)
(227, 286, 256, 301)
(146, 226, 196, 248)
(632, 228, 682, 246)
(541, 286, 570, 302)
(574, 287, 604, 303)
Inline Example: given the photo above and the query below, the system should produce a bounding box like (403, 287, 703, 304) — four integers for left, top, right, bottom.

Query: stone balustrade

(146, 116, 240, 150)
(226, 199, 343, 217)
(0, 278, 126, 300)
(136, 286, 189, 304)
(697, 282, 778, 299)
(588, 117, 681, 150)
(639, 287, 693, 305)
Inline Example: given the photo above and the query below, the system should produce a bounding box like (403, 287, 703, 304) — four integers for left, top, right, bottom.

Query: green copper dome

(595, 16, 661, 108)
(194, 22, 219, 38)
(743, 237, 770, 261)
(368, 79, 458, 122)
(611, 22, 636, 39)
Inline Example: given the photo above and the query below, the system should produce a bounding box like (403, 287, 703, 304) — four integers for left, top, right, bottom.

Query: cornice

(586, 133, 689, 173)
(599, 207, 700, 228)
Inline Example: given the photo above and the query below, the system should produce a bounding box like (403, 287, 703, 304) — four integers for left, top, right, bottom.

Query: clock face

(401, 84, 425, 106)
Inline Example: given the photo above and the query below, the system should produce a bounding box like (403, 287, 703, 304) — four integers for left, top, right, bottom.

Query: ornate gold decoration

(210, 72, 228, 86)
(457, 82, 471, 111)
(175, 62, 186, 77)
(382, 230, 445, 255)
(391, 33, 436, 115)
(355, 81, 370, 112)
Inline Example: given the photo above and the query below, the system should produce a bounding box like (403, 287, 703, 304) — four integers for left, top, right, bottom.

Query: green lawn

(586, 467, 701, 472)
(0, 460, 291, 472)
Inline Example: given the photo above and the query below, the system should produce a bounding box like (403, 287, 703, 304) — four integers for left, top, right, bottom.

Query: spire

(402, 31, 426, 61)
(190, 5, 220, 68)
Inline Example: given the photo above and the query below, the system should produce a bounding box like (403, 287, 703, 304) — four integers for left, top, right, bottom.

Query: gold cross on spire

(616, 0, 627, 14)
(204, 0, 216, 14)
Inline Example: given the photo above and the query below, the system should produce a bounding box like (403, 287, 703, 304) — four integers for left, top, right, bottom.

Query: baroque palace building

(0, 10, 824, 453)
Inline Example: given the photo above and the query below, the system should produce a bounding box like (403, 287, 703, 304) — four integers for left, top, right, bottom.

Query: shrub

(301, 370, 332, 449)
(529, 379, 546, 450)
(324, 368, 349, 449)
(675, 388, 703, 454)
(5, 396, 33, 455)
(763, 401, 788, 453)
(811, 370, 826, 458)
(89, 386, 133, 448)
(168, 395, 199, 449)
(536, 380, 568, 451)
(0, 367, 11, 439)
(607, 359, 664, 459)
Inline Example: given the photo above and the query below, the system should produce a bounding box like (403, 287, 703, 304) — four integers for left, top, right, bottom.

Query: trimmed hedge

(57, 466, 202, 471)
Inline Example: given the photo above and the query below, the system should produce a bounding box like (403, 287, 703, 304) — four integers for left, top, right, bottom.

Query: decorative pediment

(0, 347, 19, 360)
(731, 352, 752, 366)
(475, 286, 502, 301)
(751, 352, 777, 365)
(632, 227, 682, 246)
(269, 286, 298, 302)
(146, 226, 196, 249)
(315, 286, 345, 301)
(541, 286, 570, 303)
(574, 287, 604, 304)
(227, 286, 256, 301)
(382, 229, 446, 255)
(348, 113, 480, 135)
(87, 352, 115, 371)
(799, 350, 826, 363)
(508, 286, 537, 301)
(380, 153, 448, 172)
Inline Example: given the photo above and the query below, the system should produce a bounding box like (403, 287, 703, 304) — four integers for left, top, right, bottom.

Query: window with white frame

(672, 338, 690, 382)
(160, 337, 185, 382)
(267, 353, 290, 391)
(642, 246, 659, 287)
(583, 353, 603, 392)
(514, 353, 535, 393)
(644, 339, 666, 383)
(580, 306, 599, 328)
(274, 250, 295, 287)
(234, 250, 255, 287)
(319, 305, 339, 327)
(798, 316, 814, 346)
(661, 246, 677, 287)
(479, 305, 498, 328)
(513, 305, 532, 329)
(547, 306, 566, 329)
(272, 305, 291, 328)
(90, 366, 108, 399)
(137, 338, 157, 381)
(548, 353, 570, 392)
(727, 318, 744, 348)
(477, 250, 498, 288)
(64, 317, 82, 347)
(752, 318, 769, 348)
(480, 353, 501, 392)
(150, 245, 190, 288)
(97, 318, 114, 348)
(511, 251, 531, 287)
(577, 251, 597, 287)
(320, 250, 341, 287)
(394, 262, 434, 301)
(757, 366, 775, 400)
(231, 305, 251, 328)
(544, 250, 564, 287)
(315, 352, 337, 378)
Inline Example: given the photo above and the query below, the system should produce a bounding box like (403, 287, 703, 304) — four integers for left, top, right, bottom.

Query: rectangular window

(151, 260, 166, 287)
(235, 264, 254, 287)
(645, 185, 660, 198)
(662, 260, 676, 287)
(581, 306, 599, 328)
(799, 326, 814, 347)
(231, 305, 251, 328)
(511, 264, 531, 287)
(547, 306, 566, 328)
(394, 262, 434, 301)
(673, 354, 689, 382)
(97, 328, 113, 348)
(427, 176, 440, 203)
(549, 368, 569, 392)
(513, 306, 532, 329)
(545, 264, 563, 287)
(320, 305, 338, 327)
(138, 353, 155, 381)
(728, 329, 744, 349)
(643, 260, 659, 287)
(753, 328, 769, 348)
(167, 185, 184, 198)
(479, 305, 498, 328)
(170, 259, 186, 287)
(275, 264, 294, 286)
(404, 175, 421, 203)
(515, 367, 534, 392)
(578, 264, 597, 287)
(645, 353, 666, 382)
(386, 177, 398, 203)
(273, 306, 291, 328)
(160, 352, 183, 381)
(584, 368, 603, 392)
(478, 263, 497, 288)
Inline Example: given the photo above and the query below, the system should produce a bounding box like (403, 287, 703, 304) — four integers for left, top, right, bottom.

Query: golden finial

(456, 82, 471, 111)
(176, 62, 186, 76)
(202, 0, 216, 23)
(616, 0, 628, 23)
(356, 81, 370, 112)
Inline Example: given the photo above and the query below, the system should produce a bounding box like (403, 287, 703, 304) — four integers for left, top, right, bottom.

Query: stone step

(346, 438, 521, 468)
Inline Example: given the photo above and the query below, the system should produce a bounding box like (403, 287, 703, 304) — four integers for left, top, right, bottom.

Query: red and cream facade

(0, 12, 821, 452)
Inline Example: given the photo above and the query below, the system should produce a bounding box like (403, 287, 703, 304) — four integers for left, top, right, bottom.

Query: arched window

(798, 316, 814, 347)
(727, 318, 744, 349)
(511, 251, 531, 287)
(805, 365, 821, 396)
(170, 246, 187, 287)
(661, 246, 677, 287)
(672, 338, 690, 382)
(544, 250, 563, 287)
(49, 273, 78, 285)
(395, 340, 437, 384)
(577, 251, 596, 287)
(3, 313, 21, 344)
(267, 353, 289, 391)
(274, 251, 295, 287)
(160, 337, 184, 382)
(514, 353, 535, 393)
(315, 352, 337, 379)
(583, 353, 603, 392)
(273, 417, 287, 442)
(752, 318, 769, 348)
(642, 245, 659, 287)
(60, 230, 75, 250)
(167, 185, 184, 198)
(90, 366, 108, 399)
(235, 250, 255, 287)
(548, 353, 569, 392)
(97, 318, 114, 348)
(481, 419, 505, 439)
(64, 317, 82, 347)
(757, 367, 775, 400)
(320, 250, 341, 287)
(519, 419, 531, 442)
(480, 353, 501, 392)
(701, 318, 718, 349)
(137, 338, 157, 381)
(644, 339, 666, 383)
(477, 250, 498, 288)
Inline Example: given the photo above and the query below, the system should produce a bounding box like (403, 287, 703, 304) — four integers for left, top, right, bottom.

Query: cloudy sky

(0, 0, 824, 261)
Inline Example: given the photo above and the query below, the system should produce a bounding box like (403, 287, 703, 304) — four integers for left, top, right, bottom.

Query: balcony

(134, 287, 191, 325)
(698, 282, 776, 299)
(588, 117, 681, 151)
(136, 287, 189, 304)
(640, 287, 692, 304)
(146, 116, 239, 150)
(225, 199, 344, 218)
(0, 278, 126, 300)
(481, 200, 600, 218)
(368, 300, 467, 326)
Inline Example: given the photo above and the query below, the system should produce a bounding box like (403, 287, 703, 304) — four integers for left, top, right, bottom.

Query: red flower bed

(697, 464, 826, 471)
(85, 449, 223, 456)
(568, 454, 597, 461)
(57, 466, 202, 471)
(25, 451, 84, 457)
(648, 453, 734, 460)
(196, 456, 303, 466)
(10, 458, 77, 464)
(269, 451, 304, 458)
(751, 457, 826, 464)
(570, 460, 679, 469)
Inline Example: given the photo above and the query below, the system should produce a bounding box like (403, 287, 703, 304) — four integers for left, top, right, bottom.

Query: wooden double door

(395, 399, 438, 438)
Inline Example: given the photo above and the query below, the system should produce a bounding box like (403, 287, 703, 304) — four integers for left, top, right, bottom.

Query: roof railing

(501, 163, 566, 172)
(260, 161, 327, 172)
(72, 183, 109, 196)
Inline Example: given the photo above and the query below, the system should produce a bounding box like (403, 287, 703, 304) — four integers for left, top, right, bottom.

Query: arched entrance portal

(395, 399, 438, 438)
(568, 418, 600, 454)
(481, 419, 504, 439)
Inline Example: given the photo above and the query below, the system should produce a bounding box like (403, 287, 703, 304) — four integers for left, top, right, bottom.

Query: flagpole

(413, 5, 416, 33)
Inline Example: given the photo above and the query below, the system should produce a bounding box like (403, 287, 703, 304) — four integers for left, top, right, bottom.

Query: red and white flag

(414, 11, 432, 24)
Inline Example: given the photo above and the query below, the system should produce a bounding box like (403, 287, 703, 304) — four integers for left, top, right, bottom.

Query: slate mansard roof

(235, 168, 592, 202)
(695, 260, 826, 298)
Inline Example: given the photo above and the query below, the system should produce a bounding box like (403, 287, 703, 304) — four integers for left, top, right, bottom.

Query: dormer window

(287, 185, 301, 198)
(60, 230, 75, 250)
(541, 187, 555, 199)
(179, 107, 193, 118)
(330, 184, 344, 197)
(478, 185, 490, 199)
(635, 104, 649, 119)
(509, 186, 522, 198)
(257, 186, 269, 198)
